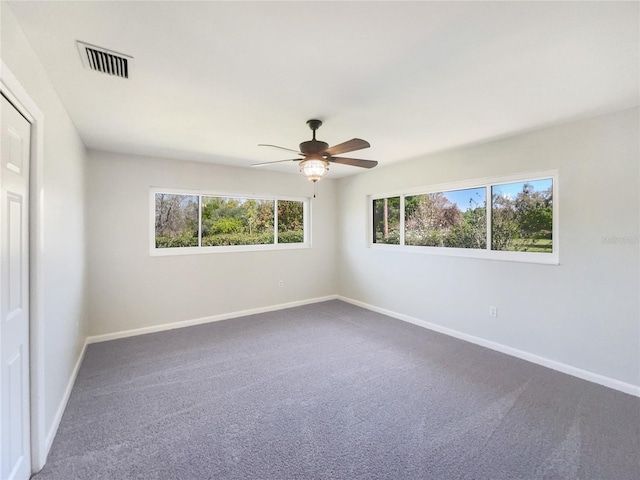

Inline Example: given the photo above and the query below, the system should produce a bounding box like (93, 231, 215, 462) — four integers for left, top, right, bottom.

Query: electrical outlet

(278, 280, 284, 288)
(489, 306, 498, 317)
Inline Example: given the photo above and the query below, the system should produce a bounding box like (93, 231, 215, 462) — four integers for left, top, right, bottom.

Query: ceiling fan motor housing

(299, 140, 329, 155)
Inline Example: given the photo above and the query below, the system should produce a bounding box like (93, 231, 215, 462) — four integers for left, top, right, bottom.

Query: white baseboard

(337, 296, 640, 398)
(44, 339, 88, 457)
(86, 295, 339, 344)
(84, 293, 638, 396)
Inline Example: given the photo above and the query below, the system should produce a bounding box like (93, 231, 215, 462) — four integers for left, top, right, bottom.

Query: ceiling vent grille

(77, 41, 133, 79)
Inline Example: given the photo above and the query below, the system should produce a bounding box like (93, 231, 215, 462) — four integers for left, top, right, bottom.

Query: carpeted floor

(33, 300, 639, 479)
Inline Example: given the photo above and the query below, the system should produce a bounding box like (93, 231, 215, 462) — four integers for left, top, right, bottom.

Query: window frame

(150, 187, 311, 256)
(368, 170, 559, 265)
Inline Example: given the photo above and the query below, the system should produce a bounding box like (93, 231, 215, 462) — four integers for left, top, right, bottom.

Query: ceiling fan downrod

(307, 119, 322, 140)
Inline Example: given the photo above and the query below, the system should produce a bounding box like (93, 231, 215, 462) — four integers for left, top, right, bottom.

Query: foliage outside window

(155, 194, 199, 248)
(491, 179, 553, 253)
(153, 190, 307, 254)
(201, 197, 275, 246)
(405, 188, 486, 249)
(278, 200, 305, 244)
(373, 197, 400, 244)
(370, 172, 557, 264)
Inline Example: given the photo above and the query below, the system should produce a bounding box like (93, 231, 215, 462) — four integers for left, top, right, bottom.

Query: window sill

(370, 243, 559, 265)
(150, 242, 310, 257)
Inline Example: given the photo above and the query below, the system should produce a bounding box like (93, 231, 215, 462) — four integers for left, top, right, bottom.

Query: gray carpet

(34, 300, 639, 479)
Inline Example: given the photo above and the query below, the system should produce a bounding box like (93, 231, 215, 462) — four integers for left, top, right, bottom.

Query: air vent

(77, 41, 133, 79)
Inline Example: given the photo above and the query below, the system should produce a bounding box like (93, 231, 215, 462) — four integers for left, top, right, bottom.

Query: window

(373, 196, 400, 244)
(155, 194, 199, 248)
(201, 196, 275, 246)
(370, 171, 558, 264)
(277, 200, 305, 244)
(491, 179, 553, 253)
(405, 187, 486, 249)
(151, 189, 308, 255)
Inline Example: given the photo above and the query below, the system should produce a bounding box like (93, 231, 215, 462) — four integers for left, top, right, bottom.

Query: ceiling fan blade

(258, 144, 302, 155)
(325, 138, 370, 156)
(251, 158, 299, 167)
(329, 157, 378, 169)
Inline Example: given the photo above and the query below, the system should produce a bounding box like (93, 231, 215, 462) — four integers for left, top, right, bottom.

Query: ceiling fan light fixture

(300, 157, 329, 182)
(255, 120, 376, 179)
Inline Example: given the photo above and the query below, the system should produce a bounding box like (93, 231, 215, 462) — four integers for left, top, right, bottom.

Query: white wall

(1, 1, 88, 465)
(336, 107, 640, 388)
(86, 150, 338, 336)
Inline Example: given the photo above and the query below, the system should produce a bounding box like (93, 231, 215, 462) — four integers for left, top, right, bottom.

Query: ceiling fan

(253, 119, 378, 182)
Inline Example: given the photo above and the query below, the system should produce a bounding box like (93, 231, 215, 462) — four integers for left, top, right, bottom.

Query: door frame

(1, 61, 47, 473)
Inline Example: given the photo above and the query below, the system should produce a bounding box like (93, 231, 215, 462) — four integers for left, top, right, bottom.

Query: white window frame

(150, 187, 311, 256)
(369, 170, 559, 265)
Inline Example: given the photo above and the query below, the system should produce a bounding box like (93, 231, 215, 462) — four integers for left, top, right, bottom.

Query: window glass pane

(491, 179, 553, 252)
(201, 196, 274, 246)
(373, 197, 400, 244)
(155, 193, 199, 248)
(405, 187, 486, 248)
(277, 200, 304, 243)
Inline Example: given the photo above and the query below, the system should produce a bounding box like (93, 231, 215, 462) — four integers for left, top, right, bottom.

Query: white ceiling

(7, 1, 639, 178)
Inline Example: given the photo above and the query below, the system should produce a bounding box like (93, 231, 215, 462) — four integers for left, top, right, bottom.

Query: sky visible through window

(420, 180, 552, 212)
(441, 187, 486, 211)
(492, 179, 552, 198)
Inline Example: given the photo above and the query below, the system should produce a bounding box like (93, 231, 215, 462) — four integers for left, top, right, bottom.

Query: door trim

(1, 61, 46, 473)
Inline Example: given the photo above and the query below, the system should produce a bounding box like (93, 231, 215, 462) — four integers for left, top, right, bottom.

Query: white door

(0, 94, 31, 480)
